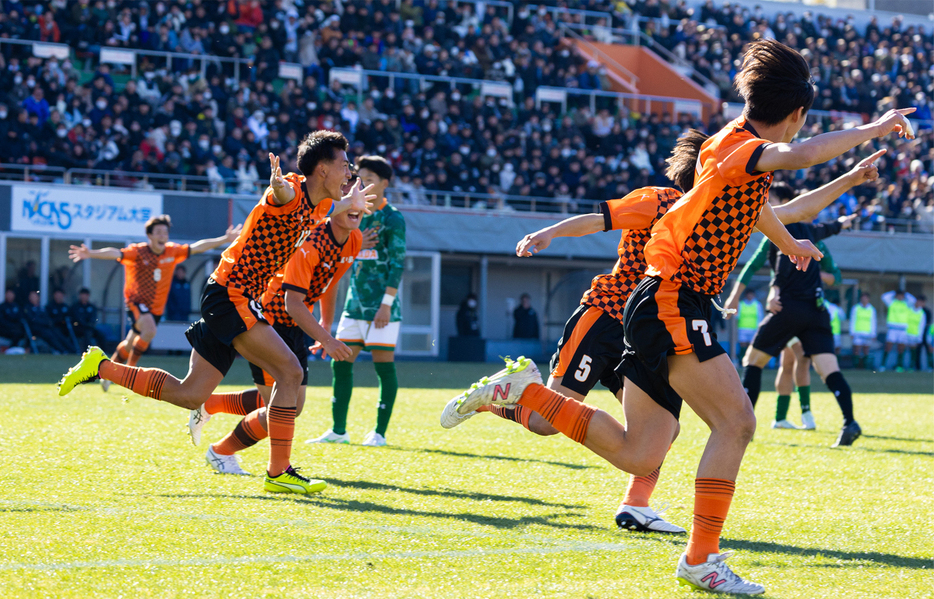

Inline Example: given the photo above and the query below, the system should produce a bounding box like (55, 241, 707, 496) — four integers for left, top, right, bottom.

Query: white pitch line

(1, 543, 629, 572)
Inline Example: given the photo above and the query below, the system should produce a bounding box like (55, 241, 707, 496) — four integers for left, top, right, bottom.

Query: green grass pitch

(0, 355, 931, 598)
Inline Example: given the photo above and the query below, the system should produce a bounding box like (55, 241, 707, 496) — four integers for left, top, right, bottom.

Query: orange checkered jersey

(212, 173, 334, 300)
(119, 241, 190, 316)
(581, 187, 683, 323)
(645, 118, 774, 296)
(261, 221, 362, 328)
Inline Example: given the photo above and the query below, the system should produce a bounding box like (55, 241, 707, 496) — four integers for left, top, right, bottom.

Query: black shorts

(186, 318, 239, 376)
(617, 277, 724, 419)
(127, 303, 162, 332)
(549, 305, 624, 396)
(751, 299, 834, 357)
(249, 323, 309, 387)
(200, 279, 267, 346)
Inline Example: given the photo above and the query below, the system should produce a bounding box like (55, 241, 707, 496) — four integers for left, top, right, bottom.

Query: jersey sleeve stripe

(599, 202, 612, 232)
(745, 143, 768, 175)
(281, 283, 309, 294)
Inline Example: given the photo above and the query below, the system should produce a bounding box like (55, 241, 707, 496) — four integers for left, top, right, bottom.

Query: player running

(68, 215, 241, 388)
(193, 210, 362, 475)
(443, 39, 913, 594)
(726, 205, 861, 447)
(309, 156, 406, 447)
(58, 131, 374, 495)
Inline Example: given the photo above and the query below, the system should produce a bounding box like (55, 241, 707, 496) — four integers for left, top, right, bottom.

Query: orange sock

(482, 404, 533, 431)
(622, 467, 660, 508)
(266, 405, 296, 477)
(686, 478, 735, 565)
(516, 383, 596, 444)
(213, 408, 268, 455)
(99, 360, 171, 400)
(127, 338, 150, 367)
(204, 389, 265, 415)
(111, 341, 129, 364)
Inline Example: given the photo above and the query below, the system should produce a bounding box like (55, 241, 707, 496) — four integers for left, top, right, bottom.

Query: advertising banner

(11, 185, 163, 237)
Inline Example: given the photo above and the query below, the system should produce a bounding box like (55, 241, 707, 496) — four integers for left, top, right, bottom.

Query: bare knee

(730, 411, 757, 444)
(269, 359, 302, 389)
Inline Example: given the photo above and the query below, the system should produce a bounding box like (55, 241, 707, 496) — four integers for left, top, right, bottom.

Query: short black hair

(770, 181, 795, 203)
(356, 155, 394, 182)
(145, 214, 172, 235)
(53, 288, 65, 295)
(664, 129, 708, 193)
(735, 39, 815, 126)
(297, 130, 348, 178)
(79, 287, 90, 295)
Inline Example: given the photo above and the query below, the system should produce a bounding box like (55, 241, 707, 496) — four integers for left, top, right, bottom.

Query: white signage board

(11, 185, 163, 237)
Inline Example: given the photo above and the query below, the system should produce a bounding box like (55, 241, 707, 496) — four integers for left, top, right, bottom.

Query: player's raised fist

(871, 107, 916, 140)
(68, 244, 90, 263)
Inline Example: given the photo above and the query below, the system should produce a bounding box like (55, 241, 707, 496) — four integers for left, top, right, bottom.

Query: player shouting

(59, 131, 374, 495)
(194, 209, 362, 477)
(68, 216, 240, 388)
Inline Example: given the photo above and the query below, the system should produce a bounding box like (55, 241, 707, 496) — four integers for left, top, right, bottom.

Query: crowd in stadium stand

(0, 0, 930, 229)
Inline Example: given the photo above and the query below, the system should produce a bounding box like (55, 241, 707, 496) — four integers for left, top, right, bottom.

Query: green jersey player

(309, 156, 407, 447)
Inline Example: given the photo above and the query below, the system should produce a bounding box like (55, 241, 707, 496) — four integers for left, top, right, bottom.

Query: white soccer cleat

(205, 446, 251, 476)
(800, 410, 816, 430)
(440, 394, 478, 429)
(615, 503, 686, 534)
(306, 429, 350, 444)
(675, 552, 765, 595)
(188, 404, 212, 446)
(362, 431, 387, 447)
(771, 419, 799, 429)
(454, 356, 542, 416)
(100, 379, 111, 392)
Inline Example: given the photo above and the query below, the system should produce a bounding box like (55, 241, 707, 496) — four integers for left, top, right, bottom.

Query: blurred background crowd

(0, 0, 930, 230)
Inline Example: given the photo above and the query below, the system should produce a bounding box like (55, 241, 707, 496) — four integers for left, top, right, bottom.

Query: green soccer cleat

(58, 346, 108, 396)
(264, 466, 327, 494)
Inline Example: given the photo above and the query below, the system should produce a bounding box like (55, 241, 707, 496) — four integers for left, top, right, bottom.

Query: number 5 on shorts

(574, 355, 592, 382)
(692, 320, 712, 346)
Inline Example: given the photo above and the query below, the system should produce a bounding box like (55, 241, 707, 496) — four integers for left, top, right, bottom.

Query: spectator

(47, 288, 78, 352)
(456, 293, 480, 337)
(165, 265, 192, 322)
(70, 287, 105, 349)
(0, 289, 27, 350)
(24, 291, 73, 354)
(513, 293, 540, 339)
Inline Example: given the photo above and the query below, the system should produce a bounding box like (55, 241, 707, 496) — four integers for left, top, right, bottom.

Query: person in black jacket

(513, 293, 540, 339)
(0, 288, 27, 348)
(25, 291, 73, 354)
(71, 288, 105, 348)
(46, 288, 77, 352)
(456, 293, 480, 337)
(165, 265, 192, 322)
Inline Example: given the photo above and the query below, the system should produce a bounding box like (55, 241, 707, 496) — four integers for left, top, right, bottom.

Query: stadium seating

(0, 0, 929, 229)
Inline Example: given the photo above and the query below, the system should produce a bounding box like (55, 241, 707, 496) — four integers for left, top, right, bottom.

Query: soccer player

(442, 130, 707, 534)
(195, 209, 363, 475)
(850, 292, 878, 369)
(58, 131, 374, 495)
(880, 289, 916, 371)
(309, 156, 406, 447)
(444, 40, 912, 594)
(68, 214, 241, 386)
(727, 209, 861, 447)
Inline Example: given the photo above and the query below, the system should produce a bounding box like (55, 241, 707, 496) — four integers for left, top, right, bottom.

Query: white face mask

(212, 144, 222, 154)
(26, 78, 35, 88)
(220, 25, 229, 34)
(14, 75, 23, 85)
(199, 139, 210, 150)
(0, 111, 7, 119)
(96, 100, 107, 110)
(57, 128, 68, 138)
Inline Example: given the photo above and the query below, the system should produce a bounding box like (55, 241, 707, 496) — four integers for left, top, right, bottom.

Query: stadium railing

(533, 85, 705, 119)
(1, 163, 929, 233)
(328, 67, 516, 106)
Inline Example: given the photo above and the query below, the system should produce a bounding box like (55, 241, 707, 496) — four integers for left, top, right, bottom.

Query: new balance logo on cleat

(701, 572, 727, 589)
(492, 383, 511, 403)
